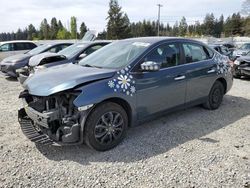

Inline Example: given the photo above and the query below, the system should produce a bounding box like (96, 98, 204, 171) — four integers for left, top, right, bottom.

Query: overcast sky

(0, 0, 245, 33)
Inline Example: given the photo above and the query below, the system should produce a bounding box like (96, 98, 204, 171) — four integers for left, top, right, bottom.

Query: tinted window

(84, 44, 105, 55)
(183, 43, 210, 63)
(15, 43, 26, 51)
(144, 43, 180, 68)
(0, 43, 14, 52)
(49, 44, 71, 53)
(26, 43, 37, 49)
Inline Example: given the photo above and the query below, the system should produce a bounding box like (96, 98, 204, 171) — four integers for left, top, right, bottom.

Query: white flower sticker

(108, 66, 136, 97)
(118, 75, 131, 89)
(108, 80, 115, 88)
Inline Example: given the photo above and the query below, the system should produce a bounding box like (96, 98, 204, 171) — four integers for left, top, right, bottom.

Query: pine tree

(50, 17, 58, 39)
(79, 22, 88, 38)
(106, 0, 131, 39)
(70, 16, 77, 39)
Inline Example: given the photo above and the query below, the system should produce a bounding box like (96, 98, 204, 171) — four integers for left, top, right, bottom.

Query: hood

(1, 53, 31, 63)
(24, 63, 115, 96)
(29, 52, 63, 67)
(237, 56, 250, 63)
(233, 49, 249, 56)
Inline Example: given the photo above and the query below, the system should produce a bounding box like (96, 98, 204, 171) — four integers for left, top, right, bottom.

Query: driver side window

(144, 43, 180, 69)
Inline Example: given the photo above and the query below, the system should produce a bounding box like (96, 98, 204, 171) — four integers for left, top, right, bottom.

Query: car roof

(119, 37, 204, 45)
(0, 40, 36, 45)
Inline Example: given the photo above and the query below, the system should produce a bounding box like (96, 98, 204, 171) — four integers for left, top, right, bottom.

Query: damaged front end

(18, 90, 89, 145)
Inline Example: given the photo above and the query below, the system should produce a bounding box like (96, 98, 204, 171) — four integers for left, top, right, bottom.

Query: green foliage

(70, 16, 77, 39)
(106, 0, 131, 39)
(56, 28, 71, 39)
(79, 22, 88, 39)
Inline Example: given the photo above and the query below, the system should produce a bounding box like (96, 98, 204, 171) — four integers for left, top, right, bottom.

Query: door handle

(174, 75, 186, 81)
(207, 69, 216, 74)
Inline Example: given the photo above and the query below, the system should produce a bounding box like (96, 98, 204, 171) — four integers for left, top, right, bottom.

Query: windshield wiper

(83, 64, 102, 68)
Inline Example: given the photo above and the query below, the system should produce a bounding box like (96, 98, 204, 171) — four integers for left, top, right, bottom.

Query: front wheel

(203, 81, 224, 110)
(84, 102, 128, 151)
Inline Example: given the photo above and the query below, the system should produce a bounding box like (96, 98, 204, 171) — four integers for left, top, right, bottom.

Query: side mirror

(78, 53, 87, 59)
(141, 61, 161, 72)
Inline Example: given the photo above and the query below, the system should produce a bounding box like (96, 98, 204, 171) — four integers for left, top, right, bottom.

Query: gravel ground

(0, 76, 250, 188)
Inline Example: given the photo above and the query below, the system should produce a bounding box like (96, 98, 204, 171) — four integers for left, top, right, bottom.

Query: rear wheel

(203, 81, 224, 110)
(84, 102, 128, 151)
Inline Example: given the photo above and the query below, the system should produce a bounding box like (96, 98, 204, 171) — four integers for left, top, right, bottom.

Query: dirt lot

(0, 76, 249, 188)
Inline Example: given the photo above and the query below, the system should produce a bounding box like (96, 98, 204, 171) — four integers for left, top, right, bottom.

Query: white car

(0, 40, 37, 61)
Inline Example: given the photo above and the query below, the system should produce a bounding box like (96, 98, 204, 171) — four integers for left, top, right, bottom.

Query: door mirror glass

(141, 61, 161, 72)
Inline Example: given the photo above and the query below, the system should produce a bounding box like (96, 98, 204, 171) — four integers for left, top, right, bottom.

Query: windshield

(27, 44, 52, 55)
(79, 40, 151, 69)
(239, 44, 250, 50)
(58, 43, 87, 58)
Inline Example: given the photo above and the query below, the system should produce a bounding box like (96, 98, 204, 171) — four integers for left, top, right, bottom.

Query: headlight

(234, 60, 241, 65)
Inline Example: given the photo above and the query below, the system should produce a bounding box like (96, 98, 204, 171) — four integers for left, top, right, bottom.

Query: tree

(39, 18, 50, 39)
(27, 24, 36, 40)
(79, 22, 88, 38)
(56, 28, 71, 39)
(106, 0, 131, 39)
(179, 17, 188, 36)
(203, 13, 215, 36)
(242, 0, 250, 16)
(70, 16, 77, 39)
(50, 17, 58, 39)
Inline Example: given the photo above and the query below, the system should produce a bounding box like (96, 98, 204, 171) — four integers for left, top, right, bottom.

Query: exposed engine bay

(18, 90, 83, 144)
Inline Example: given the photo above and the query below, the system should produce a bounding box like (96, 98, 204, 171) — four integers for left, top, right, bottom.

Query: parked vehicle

(0, 40, 37, 61)
(0, 42, 72, 77)
(16, 41, 111, 84)
(232, 43, 250, 60)
(209, 44, 232, 59)
(18, 37, 233, 151)
(233, 51, 250, 78)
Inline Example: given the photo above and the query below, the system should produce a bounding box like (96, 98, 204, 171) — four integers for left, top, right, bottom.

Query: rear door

(181, 42, 216, 104)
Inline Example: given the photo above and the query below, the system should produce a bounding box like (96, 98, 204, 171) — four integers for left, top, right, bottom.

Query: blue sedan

(18, 37, 233, 151)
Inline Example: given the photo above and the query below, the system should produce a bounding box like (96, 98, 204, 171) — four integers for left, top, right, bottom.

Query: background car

(209, 44, 232, 59)
(18, 37, 233, 151)
(16, 41, 111, 84)
(233, 51, 250, 78)
(0, 42, 72, 77)
(232, 43, 250, 60)
(0, 40, 37, 61)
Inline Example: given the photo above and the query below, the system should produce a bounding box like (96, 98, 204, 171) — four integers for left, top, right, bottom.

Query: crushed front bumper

(18, 108, 54, 145)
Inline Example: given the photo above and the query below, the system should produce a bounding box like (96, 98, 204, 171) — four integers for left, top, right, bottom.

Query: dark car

(233, 51, 250, 78)
(0, 42, 72, 77)
(18, 37, 233, 151)
(16, 41, 111, 84)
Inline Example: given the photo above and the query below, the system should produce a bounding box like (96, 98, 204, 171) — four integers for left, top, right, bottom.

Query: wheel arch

(216, 77, 227, 94)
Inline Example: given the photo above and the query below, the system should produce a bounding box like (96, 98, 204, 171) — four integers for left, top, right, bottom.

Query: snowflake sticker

(107, 66, 136, 97)
(108, 80, 115, 88)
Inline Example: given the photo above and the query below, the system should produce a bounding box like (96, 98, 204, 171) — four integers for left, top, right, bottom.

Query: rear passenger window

(15, 43, 26, 51)
(183, 43, 210, 63)
(26, 43, 37, 50)
(144, 43, 181, 69)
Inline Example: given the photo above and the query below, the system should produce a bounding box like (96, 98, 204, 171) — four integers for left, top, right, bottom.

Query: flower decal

(214, 52, 230, 75)
(108, 80, 115, 88)
(118, 75, 131, 89)
(108, 65, 136, 97)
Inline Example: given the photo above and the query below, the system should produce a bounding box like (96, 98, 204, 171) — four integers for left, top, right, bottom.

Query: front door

(133, 42, 187, 120)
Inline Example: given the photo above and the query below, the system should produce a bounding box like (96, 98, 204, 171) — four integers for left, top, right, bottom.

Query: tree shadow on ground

(36, 95, 250, 165)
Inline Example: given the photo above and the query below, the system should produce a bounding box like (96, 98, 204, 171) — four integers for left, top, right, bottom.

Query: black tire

(203, 81, 224, 110)
(233, 67, 241, 79)
(84, 102, 128, 151)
